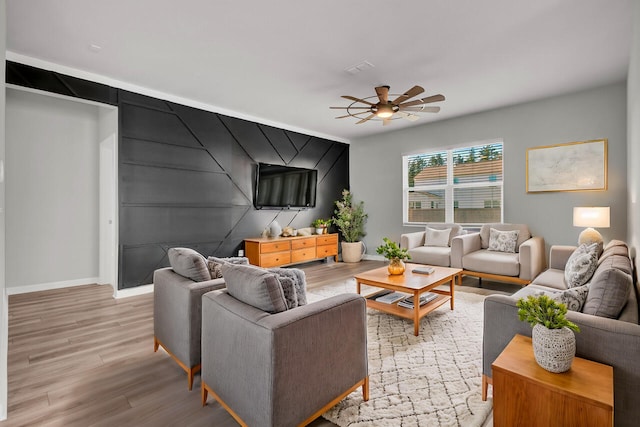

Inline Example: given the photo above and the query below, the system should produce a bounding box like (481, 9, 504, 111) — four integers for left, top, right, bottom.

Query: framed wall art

(526, 139, 607, 193)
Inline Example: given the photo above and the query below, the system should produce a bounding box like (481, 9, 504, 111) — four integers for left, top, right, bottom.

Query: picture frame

(526, 139, 607, 193)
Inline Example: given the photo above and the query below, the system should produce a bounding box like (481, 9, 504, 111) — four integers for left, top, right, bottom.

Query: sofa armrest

(401, 231, 425, 250)
(518, 236, 546, 281)
(548, 245, 577, 270)
(451, 232, 481, 268)
(202, 292, 367, 426)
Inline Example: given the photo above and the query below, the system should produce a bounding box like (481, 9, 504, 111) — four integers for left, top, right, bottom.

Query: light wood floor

(0, 260, 517, 426)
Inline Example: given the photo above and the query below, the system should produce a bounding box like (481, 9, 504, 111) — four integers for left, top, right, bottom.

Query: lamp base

(578, 227, 603, 246)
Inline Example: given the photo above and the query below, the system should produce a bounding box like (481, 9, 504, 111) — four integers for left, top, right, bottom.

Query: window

(404, 141, 503, 225)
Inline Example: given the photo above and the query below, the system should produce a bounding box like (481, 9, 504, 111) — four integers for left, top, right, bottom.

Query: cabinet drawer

(317, 234, 338, 245)
(291, 248, 316, 263)
(317, 244, 338, 258)
(260, 252, 291, 268)
(291, 238, 316, 250)
(261, 241, 291, 254)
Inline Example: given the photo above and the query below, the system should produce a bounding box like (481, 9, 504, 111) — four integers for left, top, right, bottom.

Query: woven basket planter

(532, 324, 576, 373)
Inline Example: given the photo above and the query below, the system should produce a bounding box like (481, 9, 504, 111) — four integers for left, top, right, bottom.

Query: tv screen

(255, 163, 318, 209)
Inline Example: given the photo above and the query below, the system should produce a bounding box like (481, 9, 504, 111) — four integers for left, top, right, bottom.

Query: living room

(1, 1, 639, 426)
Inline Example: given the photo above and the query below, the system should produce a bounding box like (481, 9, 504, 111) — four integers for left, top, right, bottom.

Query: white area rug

(308, 281, 493, 427)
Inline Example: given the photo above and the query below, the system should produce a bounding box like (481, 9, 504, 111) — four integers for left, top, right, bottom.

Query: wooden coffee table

(355, 264, 462, 336)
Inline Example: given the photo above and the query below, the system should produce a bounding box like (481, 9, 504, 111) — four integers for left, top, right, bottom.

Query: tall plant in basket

(332, 189, 368, 262)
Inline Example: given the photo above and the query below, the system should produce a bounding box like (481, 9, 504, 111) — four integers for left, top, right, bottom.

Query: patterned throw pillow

(207, 256, 249, 279)
(424, 227, 451, 247)
(564, 243, 599, 288)
(487, 228, 519, 253)
(552, 284, 590, 311)
(268, 267, 308, 306)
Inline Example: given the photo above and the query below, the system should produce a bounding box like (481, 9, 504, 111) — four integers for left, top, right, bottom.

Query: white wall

(351, 82, 628, 254)
(5, 89, 101, 291)
(628, 1, 640, 266)
(0, 0, 8, 419)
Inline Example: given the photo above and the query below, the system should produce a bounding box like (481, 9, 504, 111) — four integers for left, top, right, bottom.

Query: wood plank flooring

(1, 260, 514, 426)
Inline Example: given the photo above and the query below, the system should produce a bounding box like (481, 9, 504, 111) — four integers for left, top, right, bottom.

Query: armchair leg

(482, 374, 491, 401)
(201, 381, 208, 406)
(153, 336, 159, 352)
(362, 376, 369, 401)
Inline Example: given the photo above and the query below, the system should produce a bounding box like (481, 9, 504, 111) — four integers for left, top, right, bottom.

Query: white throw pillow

(424, 227, 451, 247)
(487, 228, 519, 253)
(564, 243, 599, 288)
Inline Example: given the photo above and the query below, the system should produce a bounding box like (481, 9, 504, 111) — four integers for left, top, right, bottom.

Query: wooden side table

(492, 334, 613, 427)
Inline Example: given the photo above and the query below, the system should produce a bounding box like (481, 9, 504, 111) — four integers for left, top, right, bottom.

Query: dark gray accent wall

(6, 62, 349, 290)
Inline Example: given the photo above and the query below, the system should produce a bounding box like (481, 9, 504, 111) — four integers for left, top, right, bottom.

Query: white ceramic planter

(532, 324, 576, 373)
(341, 241, 365, 263)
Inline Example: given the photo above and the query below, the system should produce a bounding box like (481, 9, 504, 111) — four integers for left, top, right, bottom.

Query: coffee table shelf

(364, 290, 451, 320)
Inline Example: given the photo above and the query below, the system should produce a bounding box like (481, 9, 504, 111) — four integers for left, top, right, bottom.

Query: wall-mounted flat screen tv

(254, 163, 318, 209)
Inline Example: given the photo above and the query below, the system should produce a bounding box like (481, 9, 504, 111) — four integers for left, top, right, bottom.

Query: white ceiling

(6, 0, 633, 142)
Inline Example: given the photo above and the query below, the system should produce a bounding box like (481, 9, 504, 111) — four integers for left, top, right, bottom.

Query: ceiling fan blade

(399, 106, 441, 113)
(335, 111, 370, 119)
(375, 85, 389, 104)
(397, 111, 421, 122)
(356, 114, 376, 124)
(342, 95, 376, 106)
(399, 94, 445, 108)
(391, 85, 424, 104)
(330, 106, 372, 109)
(382, 118, 393, 126)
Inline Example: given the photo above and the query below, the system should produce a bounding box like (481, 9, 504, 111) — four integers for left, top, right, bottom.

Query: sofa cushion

(582, 267, 632, 319)
(207, 256, 249, 279)
(531, 269, 567, 291)
(267, 267, 308, 306)
(480, 223, 530, 252)
(425, 223, 462, 246)
(221, 264, 288, 314)
(462, 249, 520, 277)
(488, 228, 519, 253)
(408, 246, 451, 267)
(424, 227, 451, 247)
(564, 243, 599, 288)
(168, 247, 211, 282)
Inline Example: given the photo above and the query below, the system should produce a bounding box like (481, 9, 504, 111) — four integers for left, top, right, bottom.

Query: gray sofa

(452, 223, 546, 285)
(201, 263, 369, 426)
(400, 223, 463, 267)
(482, 240, 638, 427)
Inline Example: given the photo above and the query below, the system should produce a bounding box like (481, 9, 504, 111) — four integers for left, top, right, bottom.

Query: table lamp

(573, 207, 610, 245)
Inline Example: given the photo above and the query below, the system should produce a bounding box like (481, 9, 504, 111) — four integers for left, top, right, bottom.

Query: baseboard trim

(6, 277, 101, 295)
(114, 284, 154, 299)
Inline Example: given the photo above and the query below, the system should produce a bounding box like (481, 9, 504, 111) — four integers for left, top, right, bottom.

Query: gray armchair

(201, 289, 369, 427)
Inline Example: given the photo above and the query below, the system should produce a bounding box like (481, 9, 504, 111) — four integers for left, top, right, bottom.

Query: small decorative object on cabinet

(311, 218, 331, 235)
(516, 294, 580, 373)
(332, 189, 367, 262)
(492, 335, 613, 427)
(376, 237, 411, 275)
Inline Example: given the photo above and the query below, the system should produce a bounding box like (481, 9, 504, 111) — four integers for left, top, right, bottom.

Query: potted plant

(376, 237, 411, 275)
(332, 189, 368, 263)
(517, 294, 580, 373)
(311, 218, 331, 235)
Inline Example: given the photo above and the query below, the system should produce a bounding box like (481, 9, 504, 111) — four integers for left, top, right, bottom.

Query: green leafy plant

(311, 218, 331, 228)
(376, 237, 411, 261)
(332, 189, 368, 242)
(517, 295, 580, 332)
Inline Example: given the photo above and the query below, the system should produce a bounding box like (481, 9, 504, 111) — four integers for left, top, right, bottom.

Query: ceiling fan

(330, 85, 445, 125)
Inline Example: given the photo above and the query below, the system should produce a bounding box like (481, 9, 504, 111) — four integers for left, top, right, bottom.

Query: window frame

(402, 139, 504, 227)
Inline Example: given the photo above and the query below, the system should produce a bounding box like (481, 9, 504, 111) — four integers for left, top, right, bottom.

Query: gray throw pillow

(268, 267, 307, 306)
(207, 256, 249, 279)
(221, 263, 288, 314)
(582, 268, 632, 319)
(487, 228, 519, 253)
(552, 284, 590, 312)
(167, 247, 211, 282)
(564, 243, 599, 288)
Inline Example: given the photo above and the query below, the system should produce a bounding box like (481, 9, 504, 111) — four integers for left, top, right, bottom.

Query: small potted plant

(517, 294, 580, 373)
(311, 218, 331, 235)
(376, 237, 411, 275)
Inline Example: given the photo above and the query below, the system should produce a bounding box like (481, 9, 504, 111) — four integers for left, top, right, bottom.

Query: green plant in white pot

(517, 294, 580, 373)
(332, 189, 367, 263)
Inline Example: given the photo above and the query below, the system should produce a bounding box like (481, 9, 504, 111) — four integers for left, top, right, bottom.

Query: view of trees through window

(404, 142, 503, 225)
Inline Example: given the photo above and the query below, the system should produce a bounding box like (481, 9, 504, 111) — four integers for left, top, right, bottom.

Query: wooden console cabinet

(244, 233, 339, 268)
(492, 334, 613, 427)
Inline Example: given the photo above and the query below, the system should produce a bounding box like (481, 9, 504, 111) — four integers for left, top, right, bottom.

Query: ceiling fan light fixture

(375, 104, 395, 118)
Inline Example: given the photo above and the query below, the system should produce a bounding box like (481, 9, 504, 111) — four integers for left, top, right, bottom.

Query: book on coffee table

(375, 292, 407, 304)
(412, 266, 435, 275)
(397, 292, 438, 309)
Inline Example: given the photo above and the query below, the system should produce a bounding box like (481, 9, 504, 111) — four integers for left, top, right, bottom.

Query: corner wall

(1, 0, 8, 419)
(628, 1, 640, 269)
(351, 82, 627, 253)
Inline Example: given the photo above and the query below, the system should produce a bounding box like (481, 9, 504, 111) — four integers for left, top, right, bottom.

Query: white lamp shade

(573, 207, 610, 228)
